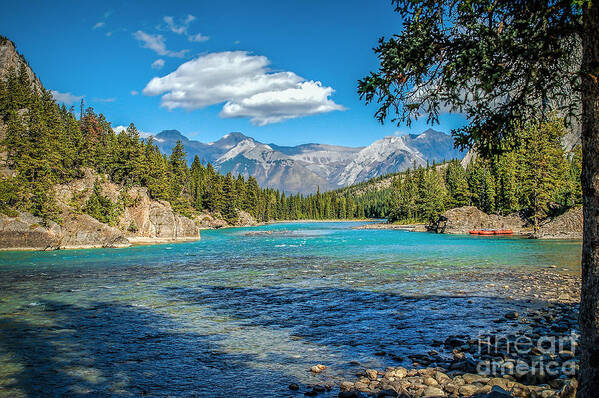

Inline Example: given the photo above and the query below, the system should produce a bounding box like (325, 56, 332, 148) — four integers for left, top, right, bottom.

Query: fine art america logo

(476, 333, 578, 378)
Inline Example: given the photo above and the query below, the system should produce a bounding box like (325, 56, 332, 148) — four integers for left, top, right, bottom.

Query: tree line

(386, 118, 582, 229)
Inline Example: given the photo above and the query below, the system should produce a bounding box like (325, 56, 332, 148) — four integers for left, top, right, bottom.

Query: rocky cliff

(0, 169, 204, 250)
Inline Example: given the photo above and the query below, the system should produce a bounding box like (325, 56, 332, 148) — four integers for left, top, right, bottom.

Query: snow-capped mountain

(150, 129, 464, 193)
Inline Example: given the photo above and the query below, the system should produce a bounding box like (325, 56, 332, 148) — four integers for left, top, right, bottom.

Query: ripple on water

(0, 222, 581, 396)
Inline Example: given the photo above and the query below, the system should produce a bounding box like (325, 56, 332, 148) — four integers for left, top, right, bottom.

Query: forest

(386, 119, 582, 227)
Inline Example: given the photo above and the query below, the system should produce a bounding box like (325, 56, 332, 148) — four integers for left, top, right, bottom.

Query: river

(0, 222, 582, 397)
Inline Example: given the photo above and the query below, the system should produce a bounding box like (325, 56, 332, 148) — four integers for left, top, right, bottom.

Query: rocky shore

(354, 223, 428, 232)
(293, 269, 581, 397)
(354, 206, 583, 240)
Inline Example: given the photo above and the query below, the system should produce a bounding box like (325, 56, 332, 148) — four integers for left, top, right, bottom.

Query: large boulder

(0, 212, 130, 250)
(0, 212, 61, 250)
(196, 212, 228, 229)
(58, 213, 130, 249)
(534, 206, 582, 239)
(431, 206, 531, 235)
(119, 188, 201, 242)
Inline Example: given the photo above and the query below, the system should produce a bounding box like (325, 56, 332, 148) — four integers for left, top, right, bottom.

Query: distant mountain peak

(148, 128, 464, 193)
(211, 132, 253, 149)
(156, 130, 186, 141)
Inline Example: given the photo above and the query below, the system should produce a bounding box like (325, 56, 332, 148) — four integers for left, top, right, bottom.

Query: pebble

(288, 383, 299, 391)
(365, 369, 378, 380)
(310, 364, 326, 373)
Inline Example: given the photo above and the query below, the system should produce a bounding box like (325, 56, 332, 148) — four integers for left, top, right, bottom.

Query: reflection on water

(0, 222, 581, 397)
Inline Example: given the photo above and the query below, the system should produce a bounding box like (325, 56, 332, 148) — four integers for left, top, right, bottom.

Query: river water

(0, 222, 581, 397)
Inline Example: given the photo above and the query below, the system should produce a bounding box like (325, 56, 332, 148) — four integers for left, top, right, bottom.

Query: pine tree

(221, 172, 238, 223)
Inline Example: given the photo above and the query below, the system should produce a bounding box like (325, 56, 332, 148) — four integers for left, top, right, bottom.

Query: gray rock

(366, 369, 379, 380)
(422, 386, 445, 397)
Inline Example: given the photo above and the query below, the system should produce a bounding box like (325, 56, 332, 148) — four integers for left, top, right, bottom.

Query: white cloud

(142, 51, 345, 125)
(188, 33, 209, 42)
(163, 15, 196, 35)
(151, 59, 165, 69)
(131, 90, 139, 96)
(133, 30, 188, 58)
(93, 21, 105, 30)
(220, 81, 345, 125)
(51, 90, 83, 105)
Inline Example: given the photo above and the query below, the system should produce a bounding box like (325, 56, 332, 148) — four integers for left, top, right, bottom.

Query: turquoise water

(0, 222, 581, 397)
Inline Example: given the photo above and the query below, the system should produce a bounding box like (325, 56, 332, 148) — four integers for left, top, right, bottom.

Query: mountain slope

(151, 129, 464, 194)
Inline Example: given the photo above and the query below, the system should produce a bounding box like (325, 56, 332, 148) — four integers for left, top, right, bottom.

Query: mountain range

(150, 129, 465, 194)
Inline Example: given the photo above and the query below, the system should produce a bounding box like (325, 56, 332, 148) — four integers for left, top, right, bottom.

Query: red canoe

(469, 229, 514, 235)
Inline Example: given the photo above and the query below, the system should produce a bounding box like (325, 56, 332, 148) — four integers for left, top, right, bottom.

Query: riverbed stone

(354, 381, 369, 392)
(366, 369, 378, 380)
(505, 311, 519, 320)
(559, 378, 577, 398)
(423, 386, 445, 397)
(394, 367, 407, 378)
(310, 364, 326, 373)
(423, 376, 439, 386)
(458, 384, 480, 396)
(462, 373, 489, 384)
(340, 381, 354, 391)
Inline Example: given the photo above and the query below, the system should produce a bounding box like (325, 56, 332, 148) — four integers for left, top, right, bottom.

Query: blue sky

(1, 0, 467, 147)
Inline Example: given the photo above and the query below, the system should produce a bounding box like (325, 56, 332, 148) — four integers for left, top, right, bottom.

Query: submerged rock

(310, 364, 326, 373)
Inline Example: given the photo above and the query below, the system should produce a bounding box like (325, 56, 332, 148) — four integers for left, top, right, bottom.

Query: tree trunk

(578, 2, 599, 397)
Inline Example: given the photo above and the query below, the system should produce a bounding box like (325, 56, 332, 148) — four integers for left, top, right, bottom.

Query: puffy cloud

(151, 59, 165, 69)
(130, 90, 139, 96)
(51, 90, 83, 105)
(133, 30, 188, 58)
(220, 81, 345, 125)
(92, 21, 105, 30)
(188, 32, 209, 42)
(163, 15, 196, 35)
(142, 51, 345, 125)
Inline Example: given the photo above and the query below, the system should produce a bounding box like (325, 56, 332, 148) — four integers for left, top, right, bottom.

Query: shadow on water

(0, 288, 576, 397)
(0, 301, 304, 398)
(161, 286, 574, 389)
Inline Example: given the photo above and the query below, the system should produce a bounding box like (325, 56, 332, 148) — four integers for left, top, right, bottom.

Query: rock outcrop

(0, 212, 62, 250)
(0, 36, 43, 90)
(534, 206, 583, 239)
(56, 213, 130, 249)
(1, 169, 202, 250)
(54, 169, 201, 244)
(431, 206, 532, 235)
(0, 212, 129, 250)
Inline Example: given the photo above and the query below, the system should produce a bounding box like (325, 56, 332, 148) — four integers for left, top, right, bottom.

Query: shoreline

(303, 268, 581, 397)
